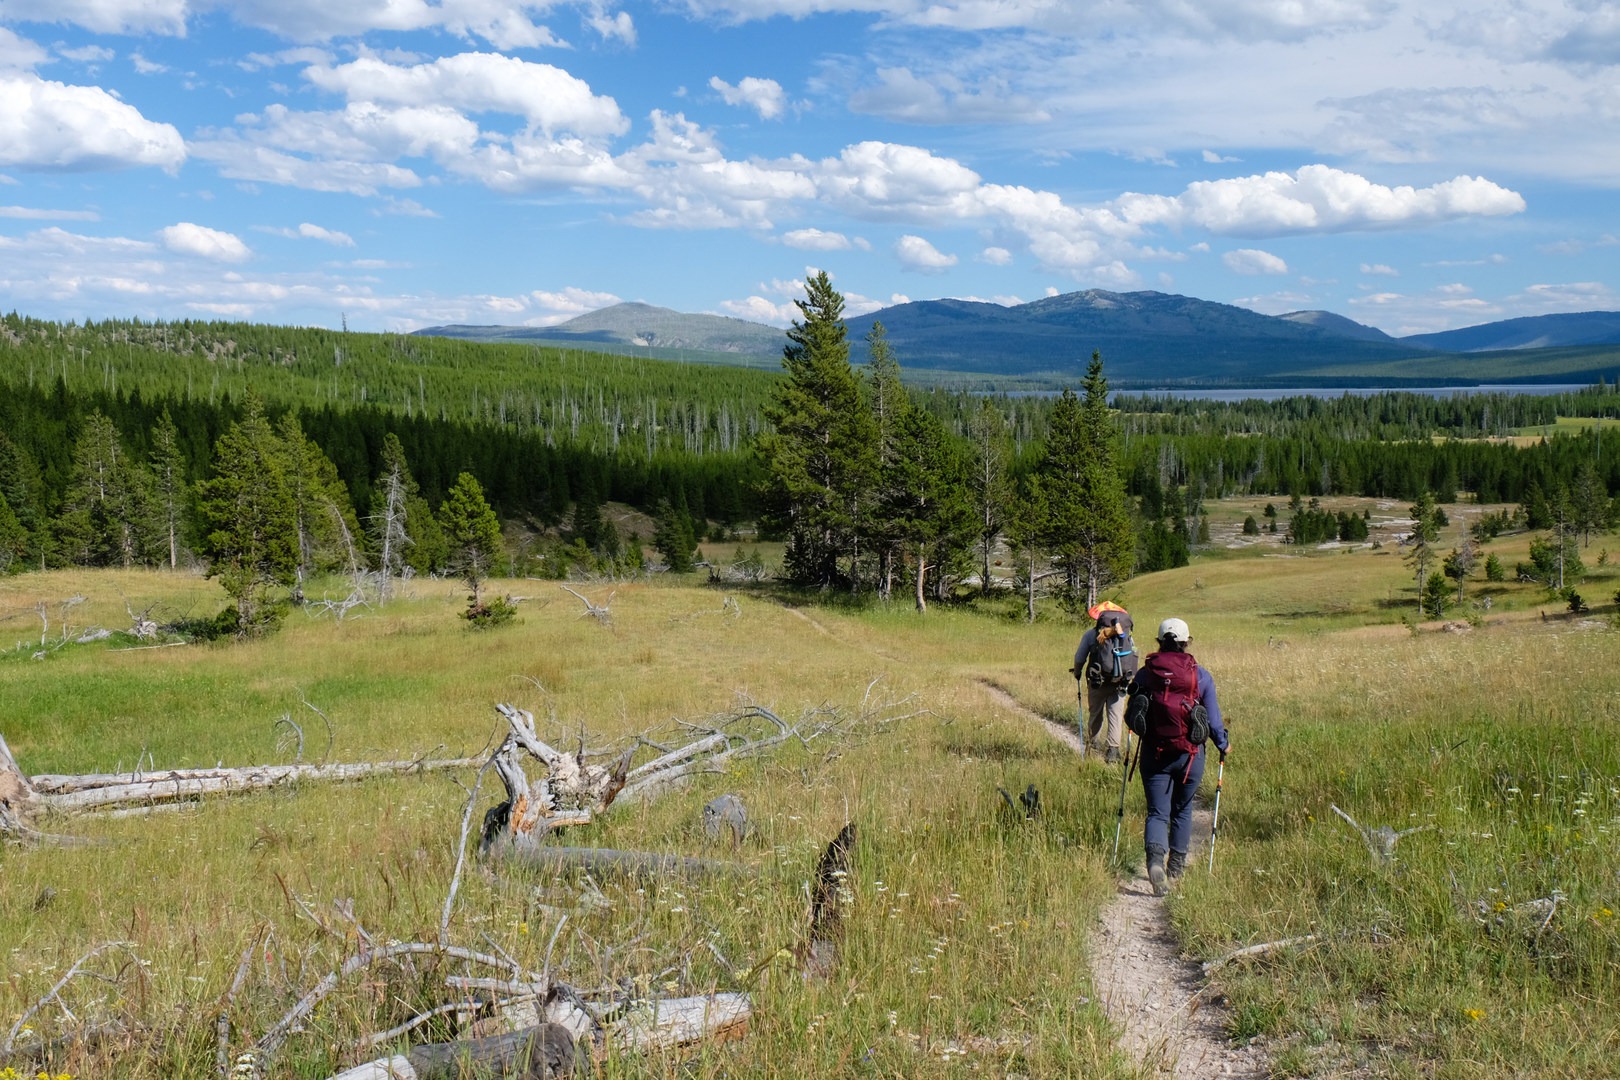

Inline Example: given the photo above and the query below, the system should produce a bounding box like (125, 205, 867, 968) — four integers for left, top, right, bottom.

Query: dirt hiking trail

(980, 681, 1269, 1079)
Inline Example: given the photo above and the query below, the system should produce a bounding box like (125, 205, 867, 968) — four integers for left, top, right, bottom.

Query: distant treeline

(0, 378, 760, 570)
(3, 314, 1620, 579)
(0, 312, 775, 459)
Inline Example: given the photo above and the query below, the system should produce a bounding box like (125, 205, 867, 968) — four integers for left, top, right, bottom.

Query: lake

(1108, 384, 1594, 403)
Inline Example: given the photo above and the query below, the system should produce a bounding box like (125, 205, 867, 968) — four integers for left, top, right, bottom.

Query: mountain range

(417, 291, 1620, 387)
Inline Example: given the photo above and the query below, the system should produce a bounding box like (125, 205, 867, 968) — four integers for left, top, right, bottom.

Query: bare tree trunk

(0, 734, 41, 838)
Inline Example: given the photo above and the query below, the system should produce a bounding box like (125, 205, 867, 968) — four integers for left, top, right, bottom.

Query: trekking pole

(1111, 729, 1137, 862)
(1207, 749, 1227, 873)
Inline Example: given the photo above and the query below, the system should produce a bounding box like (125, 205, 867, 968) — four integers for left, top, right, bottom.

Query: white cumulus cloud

(709, 75, 787, 120)
(0, 0, 188, 35)
(160, 222, 251, 262)
(1117, 164, 1525, 236)
(896, 233, 957, 271)
(528, 286, 622, 322)
(0, 73, 186, 171)
(263, 222, 355, 245)
(1223, 248, 1289, 274)
(782, 227, 854, 250)
(1360, 262, 1398, 275)
(303, 53, 628, 138)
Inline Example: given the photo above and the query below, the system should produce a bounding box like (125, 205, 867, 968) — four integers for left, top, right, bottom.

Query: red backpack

(1139, 650, 1208, 757)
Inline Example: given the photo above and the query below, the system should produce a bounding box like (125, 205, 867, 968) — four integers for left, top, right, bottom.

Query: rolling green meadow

(2, 506, 1617, 1079)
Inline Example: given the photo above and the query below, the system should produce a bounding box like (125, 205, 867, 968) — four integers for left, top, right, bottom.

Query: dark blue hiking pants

(1141, 746, 1206, 856)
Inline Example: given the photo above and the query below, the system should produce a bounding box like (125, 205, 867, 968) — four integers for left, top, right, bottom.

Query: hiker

(1072, 604, 1138, 764)
(1128, 617, 1229, 895)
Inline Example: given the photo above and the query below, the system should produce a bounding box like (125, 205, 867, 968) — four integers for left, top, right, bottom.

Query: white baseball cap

(1157, 617, 1191, 643)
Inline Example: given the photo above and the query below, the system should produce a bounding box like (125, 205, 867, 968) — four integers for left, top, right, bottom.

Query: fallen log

(31, 758, 482, 813)
(497, 845, 750, 880)
(329, 1023, 574, 1080)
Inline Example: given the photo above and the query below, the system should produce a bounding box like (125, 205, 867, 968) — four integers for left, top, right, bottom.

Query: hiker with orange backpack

(1071, 603, 1139, 764)
(1124, 617, 1229, 895)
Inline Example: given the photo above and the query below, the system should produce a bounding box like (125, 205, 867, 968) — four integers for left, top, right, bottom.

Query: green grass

(1, 522, 1617, 1077)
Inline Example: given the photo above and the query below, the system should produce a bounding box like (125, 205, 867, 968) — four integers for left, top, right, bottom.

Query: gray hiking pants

(1085, 683, 1126, 751)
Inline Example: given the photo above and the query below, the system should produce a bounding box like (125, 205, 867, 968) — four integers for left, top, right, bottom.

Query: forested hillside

(2, 310, 1619, 633)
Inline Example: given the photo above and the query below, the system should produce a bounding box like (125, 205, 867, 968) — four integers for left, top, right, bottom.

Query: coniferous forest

(2, 303, 1619, 632)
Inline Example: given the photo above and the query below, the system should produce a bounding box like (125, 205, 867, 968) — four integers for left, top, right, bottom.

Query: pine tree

(1003, 473, 1049, 624)
(58, 411, 155, 568)
(966, 398, 1009, 597)
(757, 271, 871, 590)
(1038, 353, 1132, 613)
(1570, 460, 1609, 546)
(883, 404, 972, 612)
(196, 397, 298, 636)
(652, 497, 697, 573)
(0, 493, 27, 574)
(438, 471, 505, 606)
(277, 413, 360, 598)
(1404, 490, 1442, 611)
(150, 409, 187, 570)
(861, 320, 906, 599)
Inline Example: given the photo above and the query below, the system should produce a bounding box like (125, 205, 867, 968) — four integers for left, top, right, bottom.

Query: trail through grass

(2, 524, 1617, 1078)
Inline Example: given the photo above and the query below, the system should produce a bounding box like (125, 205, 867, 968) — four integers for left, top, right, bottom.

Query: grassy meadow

(1, 500, 1617, 1078)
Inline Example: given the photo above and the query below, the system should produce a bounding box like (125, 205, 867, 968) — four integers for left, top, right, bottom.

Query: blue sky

(0, 0, 1615, 338)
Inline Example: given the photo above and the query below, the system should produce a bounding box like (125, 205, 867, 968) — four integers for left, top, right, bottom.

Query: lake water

(1108, 384, 1593, 403)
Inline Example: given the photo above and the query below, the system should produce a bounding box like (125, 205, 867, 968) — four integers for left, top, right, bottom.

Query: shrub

(463, 594, 519, 629)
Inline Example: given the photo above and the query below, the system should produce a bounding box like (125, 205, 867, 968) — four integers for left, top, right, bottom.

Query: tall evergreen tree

(652, 496, 697, 573)
(1003, 473, 1049, 624)
(1570, 460, 1609, 546)
(1404, 489, 1442, 611)
(861, 320, 906, 599)
(149, 409, 188, 570)
(0, 493, 28, 574)
(59, 411, 157, 568)
(966, 398, 1009, 597)
(883, 405, 972, 612)
(197, 397, 298, 636)
(438, 471, 505, 606)
(757, 271, 871, 589)
(276, 413, 361, 597)
(1038, 354, 1132, 613)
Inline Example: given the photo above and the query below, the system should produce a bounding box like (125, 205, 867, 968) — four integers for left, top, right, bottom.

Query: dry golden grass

(1, 526, 1615, 1077)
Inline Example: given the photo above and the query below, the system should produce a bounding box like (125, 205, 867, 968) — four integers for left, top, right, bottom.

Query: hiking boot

(1146, 848, 1168, 896)
(1104, 747, 1121, 765)
(1167, 850, 1186, 879)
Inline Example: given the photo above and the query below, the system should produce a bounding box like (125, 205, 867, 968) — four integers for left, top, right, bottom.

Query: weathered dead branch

(559, 585, 614, 625)
(1201, 934, 1320, 974)
(2, 940, 137, 1056)
(1329, 803, 1433, 863)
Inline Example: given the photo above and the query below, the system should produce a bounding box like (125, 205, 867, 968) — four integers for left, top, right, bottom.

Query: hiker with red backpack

(1124, 617, 1229, 896)
(1071, 603, 1139, 764)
